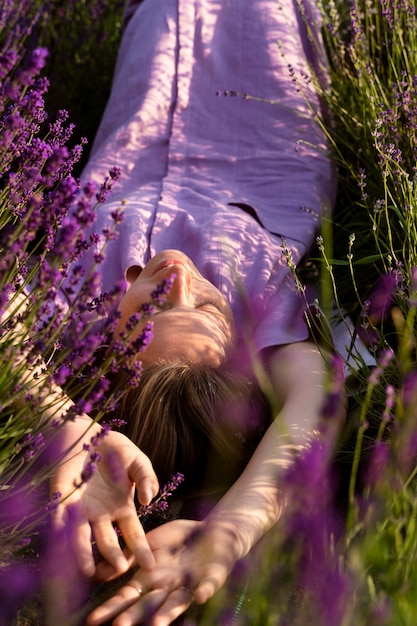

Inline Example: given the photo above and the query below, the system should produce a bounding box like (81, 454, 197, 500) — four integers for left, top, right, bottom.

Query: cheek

(117, 293, 135, 319)
(114, 291, 143, 335)
(121, 283, 151, 311)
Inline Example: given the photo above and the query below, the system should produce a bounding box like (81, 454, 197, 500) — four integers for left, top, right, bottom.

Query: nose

(164, 265, 193, 307)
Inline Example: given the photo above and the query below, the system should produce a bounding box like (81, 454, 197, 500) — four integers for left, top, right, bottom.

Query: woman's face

(114, 250, 235, 366)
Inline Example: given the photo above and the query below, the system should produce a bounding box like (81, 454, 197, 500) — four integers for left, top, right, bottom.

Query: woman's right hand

(51, 428, 159, 578)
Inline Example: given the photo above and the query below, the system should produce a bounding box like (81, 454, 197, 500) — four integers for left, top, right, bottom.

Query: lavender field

(1, 0, 417, 624)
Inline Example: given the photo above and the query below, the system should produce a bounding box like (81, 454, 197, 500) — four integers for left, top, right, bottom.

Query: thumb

(126, 446, 159, 505)
(193, 574, 224, 605)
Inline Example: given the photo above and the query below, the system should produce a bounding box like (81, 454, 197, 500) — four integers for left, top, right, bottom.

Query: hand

(87, 518, 240, 626)
(51, 429, 159, 577)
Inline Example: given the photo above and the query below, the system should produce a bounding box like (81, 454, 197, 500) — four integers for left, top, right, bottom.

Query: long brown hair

(119, 360, 271, 500)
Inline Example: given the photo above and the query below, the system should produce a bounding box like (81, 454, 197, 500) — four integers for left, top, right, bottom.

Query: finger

(88, 588, 169, 626)
(193, 574, 225, 605)
(113, 589, 171, 626)
(137, 476, 159, 506)
(117, 514, 155, 570)
(92, 520, 130, 574)
(87, 582, 148, 626)
(50, 500, 66, 531)
(146, 519, 199, 551)
(94, 548, 136, 582)
(71, 518, 96, 577)
(149, 587, 194, 626)
(128, 453, 159, 505)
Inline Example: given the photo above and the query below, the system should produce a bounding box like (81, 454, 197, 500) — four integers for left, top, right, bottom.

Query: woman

(51, 0, 344, 623)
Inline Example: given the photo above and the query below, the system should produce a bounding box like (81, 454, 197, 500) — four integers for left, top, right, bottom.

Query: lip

(151, 259, 186, 277)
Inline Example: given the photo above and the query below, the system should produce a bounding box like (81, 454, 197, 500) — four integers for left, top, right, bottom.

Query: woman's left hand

(87, 518, 239, 626)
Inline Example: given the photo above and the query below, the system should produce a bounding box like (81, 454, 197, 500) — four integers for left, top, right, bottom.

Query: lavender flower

(402, 369, 417, 407)
(0, 563, 41, 624)
(95, 166, 121, 203)
(357, 167, 368, 200)
(21, 431, 45, 462)
(130, 321, 154, 352)
(320, 353, 345, 420)
(0, 4, 144, 622)
(138, 472, 184, 517)
(281, 440, 350, 625)
(366, 272, 399, 323)
(45, 491, 62, 512)
(73, 446, 104, 489)
(149, 275, 177, 306)
(80, 451, 103, 485)
(123, 360, 143, 387)
(364, 441, 391, 488)
(368, 348, 395, 386)
(102, 417, 127, 429)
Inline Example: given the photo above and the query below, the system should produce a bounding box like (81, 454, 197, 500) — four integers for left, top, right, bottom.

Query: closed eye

(197, 299, 220, 310)
(152, 299, 222, 314)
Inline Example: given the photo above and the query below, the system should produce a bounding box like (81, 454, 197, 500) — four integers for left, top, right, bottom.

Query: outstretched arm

(4, 292, 159, 577)
(87, 341, 345, 626)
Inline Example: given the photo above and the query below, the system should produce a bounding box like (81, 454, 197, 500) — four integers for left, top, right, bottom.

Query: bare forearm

(3, 292, 100, 474)
(205, 341, 344, 561)
(41, 393, 106, 498)
(204, 422, 296, 562)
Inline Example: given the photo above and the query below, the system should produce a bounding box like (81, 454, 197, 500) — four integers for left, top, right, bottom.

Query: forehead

(139, 309, 232, 366)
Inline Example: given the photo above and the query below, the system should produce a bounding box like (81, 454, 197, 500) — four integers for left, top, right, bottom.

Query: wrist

(202, 514, 253, 563)
(55, 413, 99, 452)
(204, 471, 284, 561)
(47, 414, 101, 483)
